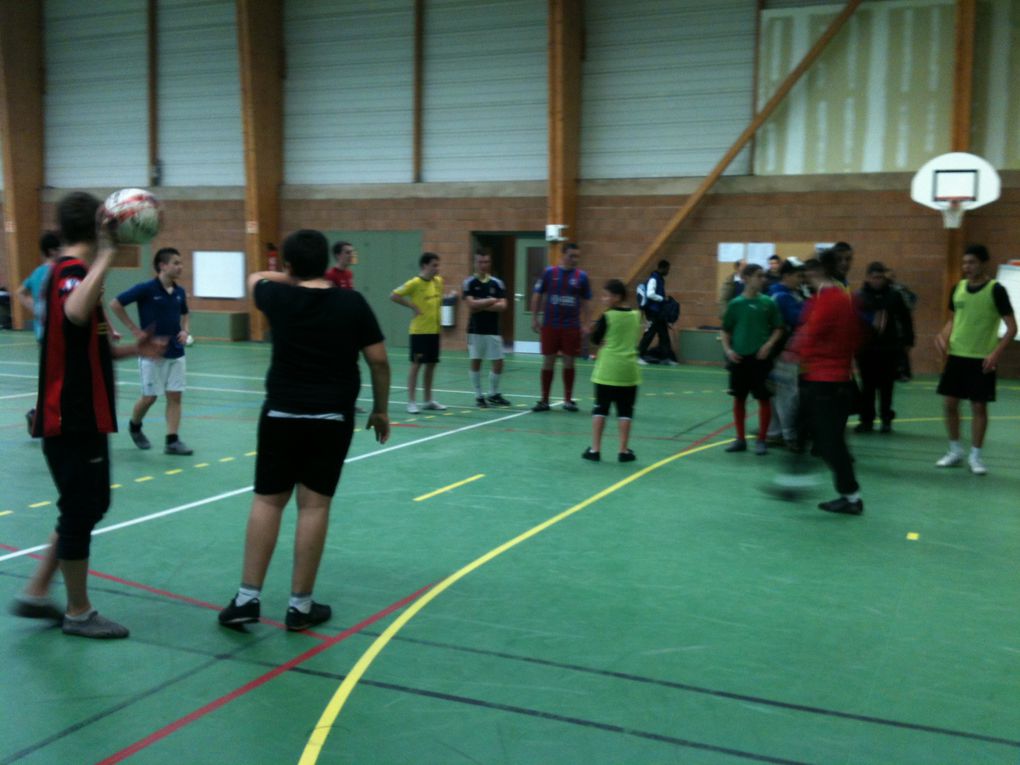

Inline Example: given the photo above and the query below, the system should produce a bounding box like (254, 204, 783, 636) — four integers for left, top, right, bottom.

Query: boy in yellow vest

(935, 245, 1016, 475)
(583, 279, 642, 462)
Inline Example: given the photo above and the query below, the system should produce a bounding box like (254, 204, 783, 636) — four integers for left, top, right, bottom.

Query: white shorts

(140, 356, 187, 396)
(467, 334, 504, 361)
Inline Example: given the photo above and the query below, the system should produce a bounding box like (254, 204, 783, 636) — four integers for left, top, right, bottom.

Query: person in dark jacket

(638, 260, 677, 364)
(854, 261, 914, 433)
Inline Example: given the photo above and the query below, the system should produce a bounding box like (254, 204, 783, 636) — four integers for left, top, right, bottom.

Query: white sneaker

(406, 402, 420, 414)
(423, 400, 447, 411)
(935, 451, 964, 468)
(968, 457, 988, 476)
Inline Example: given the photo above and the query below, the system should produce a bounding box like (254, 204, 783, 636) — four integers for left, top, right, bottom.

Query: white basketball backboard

(910, 152, 1001, 228)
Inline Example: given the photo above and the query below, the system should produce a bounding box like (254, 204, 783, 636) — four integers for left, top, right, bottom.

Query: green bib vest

(949, 279, 1002, 358)
(592, 309, 642, 387)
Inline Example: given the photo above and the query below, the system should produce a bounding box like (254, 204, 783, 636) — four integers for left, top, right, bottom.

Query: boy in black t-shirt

(462, 251, 510, 407)
(219, 229, 391, 632)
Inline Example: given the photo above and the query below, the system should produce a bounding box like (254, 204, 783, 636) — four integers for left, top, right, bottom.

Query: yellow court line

(28, 501, 50, 509)
(0, 511, 13, 517)
(245, 451, 257, 457)
(135, 476, 154, 483)
(110, 484, 122, 489)
(906, 532, 920, 541)
(165, 469, 183, 475)
(194, 463, 210, 469)
(413, 474, 485, 503)
(298, 437, 732, 765)
(219, 457, 235, 463)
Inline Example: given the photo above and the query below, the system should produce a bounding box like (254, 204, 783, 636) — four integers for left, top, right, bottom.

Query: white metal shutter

(157, 0, 243, 186)
(284, 0, 414, 184)
(580, 0, 756, 180)
(422, 0, 547, 182)
(972, 0, 1020, 170)
(44, 0, 148, 188)
(0, 131, 4, 190)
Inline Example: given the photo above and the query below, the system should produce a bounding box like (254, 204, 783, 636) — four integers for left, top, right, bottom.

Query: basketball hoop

(940, 198, 966, 229)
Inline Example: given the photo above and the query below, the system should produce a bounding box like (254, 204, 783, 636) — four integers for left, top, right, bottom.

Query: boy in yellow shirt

(391, 252, 447, 413)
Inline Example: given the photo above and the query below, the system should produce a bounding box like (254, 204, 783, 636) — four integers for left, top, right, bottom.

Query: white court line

(0, 392, 36, 400)
(0, 407, 537, 564)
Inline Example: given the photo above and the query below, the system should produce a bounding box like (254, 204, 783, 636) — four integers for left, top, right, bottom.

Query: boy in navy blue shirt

(109, 248, 193, 455)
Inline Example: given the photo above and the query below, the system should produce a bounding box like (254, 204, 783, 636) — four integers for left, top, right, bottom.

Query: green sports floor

(1, 331, 1018, 765)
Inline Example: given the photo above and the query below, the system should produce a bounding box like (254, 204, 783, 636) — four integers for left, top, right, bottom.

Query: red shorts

(541, 326, 582, 357)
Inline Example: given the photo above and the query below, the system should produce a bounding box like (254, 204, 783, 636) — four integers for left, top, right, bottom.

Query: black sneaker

(562, 400, 579, 412)
(475, 396, 489, 408)
(854, 422, 874, 434)
(725, 440, 747, 453)
(25, 409, 35, 437)
(9, 597, 63, 621)
(532, 401, 551, 412)
(818, 497, 864, 515)
(880, 421, 892, 434)
(285, 602, 332, 631)
(218, 597, 260, 626)
(62, 612, 130, 639)
(618, 449, 636, 463)
(487, 394, 511, 406)
(129, 427, 152, 450)
(582, 447, 600, 462)
(164, 440, 193, 456)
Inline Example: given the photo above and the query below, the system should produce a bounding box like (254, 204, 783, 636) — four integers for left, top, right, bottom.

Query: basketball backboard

(910, 152, 1001, 228)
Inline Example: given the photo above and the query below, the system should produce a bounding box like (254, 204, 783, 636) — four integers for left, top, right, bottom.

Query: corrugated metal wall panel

(580, 0, 756, 180)
(0, 132, 4, 190)
(157, 0, 243, 186)
(45, 0, 148, 188)
(973, 0, 1020, 170)
(422, 0, 547, 182)
(284, 0, 414, 184)
(755, 0, 955, 175)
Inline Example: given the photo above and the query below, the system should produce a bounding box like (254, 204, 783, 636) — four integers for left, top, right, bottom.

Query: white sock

(970, 446, 982, 460)
(949, 440, 963, 455)
(289, 593, 312, 614)
(65, 609, 96, 622)
(489, 372, 501, 396)
(844, 492, 861, 503)
(235, 585, 261, 606)
(469, 371, 482, 397)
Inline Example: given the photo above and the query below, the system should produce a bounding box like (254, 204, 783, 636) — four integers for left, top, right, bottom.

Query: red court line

(0, 542, 326, 639)
(96, 582, 435, 765)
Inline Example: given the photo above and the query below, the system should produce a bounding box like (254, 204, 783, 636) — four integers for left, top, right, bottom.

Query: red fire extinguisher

(266, 243, 279, 272)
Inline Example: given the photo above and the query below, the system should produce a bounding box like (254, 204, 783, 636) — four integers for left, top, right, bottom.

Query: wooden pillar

(148, 0, 160, 187)
(944, 0, 976, 307)
(412, 0, 424, 183)
(0, 0, 44, 331)
(547, 0, 583, 263)
(237, 0, 283, 341)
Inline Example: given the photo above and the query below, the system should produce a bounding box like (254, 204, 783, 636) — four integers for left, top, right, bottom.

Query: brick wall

(17, 182, 1020, 375)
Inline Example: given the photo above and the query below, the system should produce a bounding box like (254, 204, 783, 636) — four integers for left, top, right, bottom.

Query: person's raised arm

(361, 341, 391, 443)
(64, 225, 117, 327)
(248, 270, 292, 293)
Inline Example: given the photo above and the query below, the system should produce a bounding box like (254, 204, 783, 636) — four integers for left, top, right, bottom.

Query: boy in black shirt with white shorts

(462, 251, 510, 407)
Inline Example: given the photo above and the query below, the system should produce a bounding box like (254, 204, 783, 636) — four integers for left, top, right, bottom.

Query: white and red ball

(101, 188, 163, 245)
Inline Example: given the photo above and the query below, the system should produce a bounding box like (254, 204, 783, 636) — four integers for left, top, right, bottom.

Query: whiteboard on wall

(193, 251, 245, 299)
(996, 264, 1020, 340)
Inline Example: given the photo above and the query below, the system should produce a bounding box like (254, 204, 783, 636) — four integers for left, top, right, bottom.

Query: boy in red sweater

(789, 253, 863, 514)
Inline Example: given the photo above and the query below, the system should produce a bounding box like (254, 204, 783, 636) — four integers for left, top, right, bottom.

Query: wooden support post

(412, 0, 424, 183)
(547, 0, 583, 263)
(622, 0, 862, 288)
(943, 0, 976, 309)
(148, 0, 160, 187)
(0, 0, 44, 331)
(237, 0, 283, 341)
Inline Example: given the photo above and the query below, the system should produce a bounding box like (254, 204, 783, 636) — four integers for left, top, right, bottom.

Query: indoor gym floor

(1, 331, 1018, 765)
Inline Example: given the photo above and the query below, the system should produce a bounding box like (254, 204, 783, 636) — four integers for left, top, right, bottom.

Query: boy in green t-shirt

(721, 264, 784, 455)
(391, 252, 446, 414)
(583, 279, 642, 463)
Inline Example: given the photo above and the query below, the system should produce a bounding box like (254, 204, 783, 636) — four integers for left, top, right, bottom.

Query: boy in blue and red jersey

(529, 243, 592, 412)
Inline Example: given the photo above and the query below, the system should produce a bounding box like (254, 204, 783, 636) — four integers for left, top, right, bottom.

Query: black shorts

(936, 355, 996, 402)
(409, 334, 440, 364)
(42, 433, 111, 560)
(592, 383, 637, 419)
(254, 409, 355, 497)
(728, 356, 773, 400)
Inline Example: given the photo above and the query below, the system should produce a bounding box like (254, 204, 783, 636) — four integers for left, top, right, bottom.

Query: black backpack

(663, 297, 680, 324)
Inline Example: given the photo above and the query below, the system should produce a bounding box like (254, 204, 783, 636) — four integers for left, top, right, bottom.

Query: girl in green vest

(583, 279, 642, 463)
